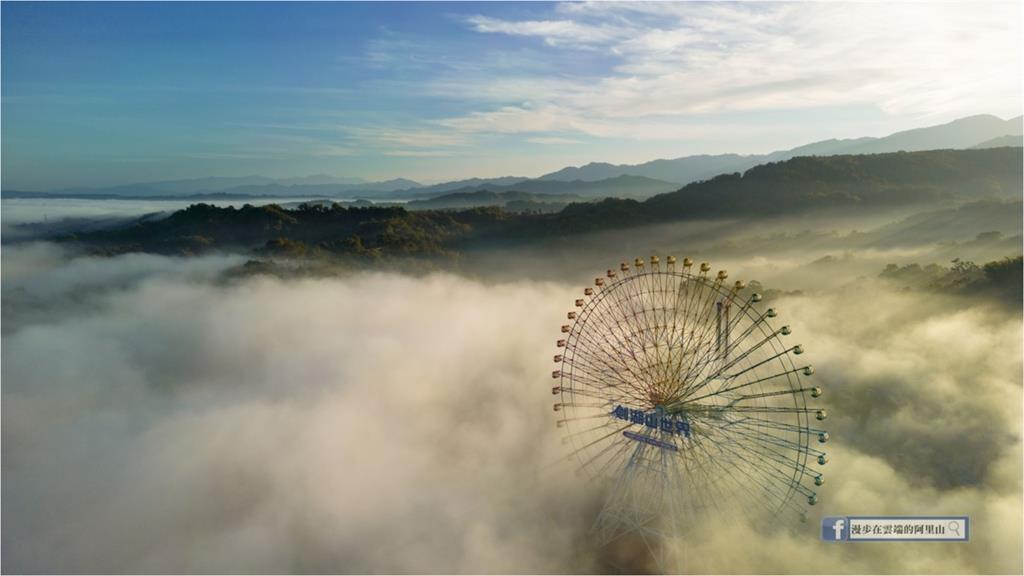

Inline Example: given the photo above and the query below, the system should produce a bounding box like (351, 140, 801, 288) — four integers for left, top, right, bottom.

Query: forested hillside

(61, 147, 1023, 258)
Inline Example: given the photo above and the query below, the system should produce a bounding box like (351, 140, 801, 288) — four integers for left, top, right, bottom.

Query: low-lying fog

(459, 200, 1022, 292)
(1, 197, 389, 241)
(2, 200, 1021, 573)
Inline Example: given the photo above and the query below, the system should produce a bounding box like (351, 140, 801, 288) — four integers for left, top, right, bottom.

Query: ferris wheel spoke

(689, 277, 728, 345)
(718, 415, 825, 436)
(678, 308, 780, 397)
(665, 282, 731, 395)
(686, 429, 797, 519)
(674, 287, 720, 379)
(659, 295, 708, 385)
(672, 433, 739, 516)
(724, 297, 783, 362)
(646, 274, 671, 351)
(567, 353, 647, 399)
(590, 312, 649, 363)
(702, 432, 811, 505)
(568, 316, 648, 386)
(581, 325, 651, 387)
(680, 364, 812, 404)
(691, 434, 775, 516)
(666, 272, 694, 373)
(683, 325, 790, 397)
(562, 419, 620, 440)
(728, 386, 819, 403)
(690, 404, 819, 416)
(568, 423, 636, 472)
(604, 266, 655, 352)
(566, 337, 652, 400)
(561, 373, 651, 409)
(624, 267, 657, 351)
(706, 439, 817, 516)
(704, 423, 816, 477)
(682, 403, 817, 497)
(557, 413, 616, 427)
(650, 268, 670, 346)
(614, 276, 655, 375)
(556, 400, 616, 411)
(713, 421, 826, 460)
(722, 306, 775, 353)
(579, 284, 649, 365)
(568, 422, 634, 453)
(666, 277, 712, 390)
(561, 361, 633, 391)
(556, 384, 622, 402)
(635, 271, 673, 369)
(684, 330, 765, 391)
(564, 352, 654, 405)
(588, 435, 642, 479)
(674, 331, 730, 398)
(720, 346, 803, 381)
(577, 297, 659, 394)
(712, 436, 817, 488)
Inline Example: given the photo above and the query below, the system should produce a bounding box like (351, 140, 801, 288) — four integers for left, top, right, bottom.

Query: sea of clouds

(2, 242, 1021, 573)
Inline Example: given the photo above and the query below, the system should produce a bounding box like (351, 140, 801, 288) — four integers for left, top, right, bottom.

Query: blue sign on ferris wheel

(612, 405, 691, 438)
(623, 430, 680, 451)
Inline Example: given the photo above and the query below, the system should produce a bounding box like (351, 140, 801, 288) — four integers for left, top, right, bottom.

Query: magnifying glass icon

(947, 521, 961, 536)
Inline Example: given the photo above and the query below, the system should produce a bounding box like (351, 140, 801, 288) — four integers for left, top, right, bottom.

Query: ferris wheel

(551, 256, 827, 557)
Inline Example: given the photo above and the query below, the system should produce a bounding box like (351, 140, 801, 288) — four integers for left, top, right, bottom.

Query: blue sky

(2, 1, 1021, 189)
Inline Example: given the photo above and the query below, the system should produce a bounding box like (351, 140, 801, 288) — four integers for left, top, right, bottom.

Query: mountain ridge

(539, 114, 1023, 184)
(59, 147, 1023, 257)
(9, 113, 1021, 199)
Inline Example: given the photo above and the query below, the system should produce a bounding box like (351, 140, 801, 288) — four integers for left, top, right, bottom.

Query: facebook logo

(822, 516, 847, 541)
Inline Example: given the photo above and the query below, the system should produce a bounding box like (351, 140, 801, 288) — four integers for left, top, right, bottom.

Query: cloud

(673, 443, 1021, 574)
(438, 104, 587, 135)
(188, 131, 363, 163)
(780, 281, 1023, 488)
(1, 250, 595, 573)
(526, 136, 584, 145)
(312, 145, 356, 157)
(465, 15, 623, 48)
(383, 150, 454, 157)
(1, 243, 1020, 573)
(445, 2, 1022, 139)
(341, 126, 470, 149)
(183, 151, 283, 161)
(0, 244, 245, 334)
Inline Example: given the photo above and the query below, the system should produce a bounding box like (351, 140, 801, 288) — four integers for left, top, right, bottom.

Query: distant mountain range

(6, 113, 1020, 202)
(14, 175, 421, 199)
(405, 190, 582, 212)
(537, 114, 1023, 183)
(62, 148, 1022, 258)
(972, 134, 1023, 149)
(407, 174, 677, 200)
(392, 176, 529, 197)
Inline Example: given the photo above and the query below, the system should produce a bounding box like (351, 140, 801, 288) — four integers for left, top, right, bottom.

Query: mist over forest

(3, 140, 1021, 573)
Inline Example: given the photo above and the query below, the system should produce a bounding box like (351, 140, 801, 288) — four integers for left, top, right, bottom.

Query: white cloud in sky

(342, 125, 470, 148)
(465, 15, 625, 47)
(442, 2, 1021, 141)
(526, 136, 584, 145)
(312, 144, 356, 157)
(384, 149, 454, 157)
(439, 104, 587, 135)
(182, 2, 1021, 178)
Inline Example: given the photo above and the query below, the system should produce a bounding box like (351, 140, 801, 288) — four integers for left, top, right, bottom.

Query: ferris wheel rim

(552, 258, 827, 523)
